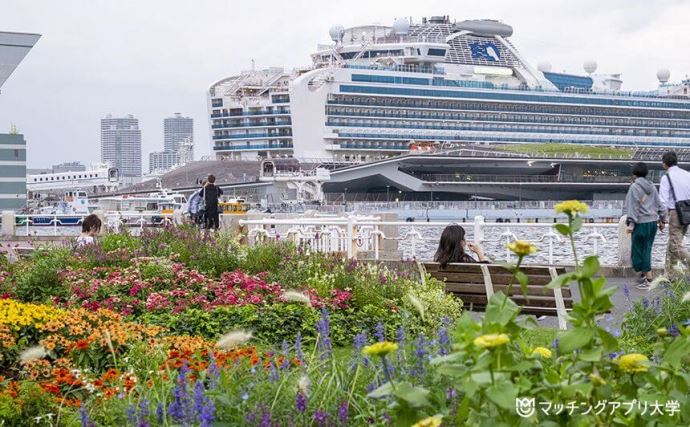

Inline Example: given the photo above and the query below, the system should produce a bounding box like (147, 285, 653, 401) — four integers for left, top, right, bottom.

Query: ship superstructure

(208, 16, 690, 161)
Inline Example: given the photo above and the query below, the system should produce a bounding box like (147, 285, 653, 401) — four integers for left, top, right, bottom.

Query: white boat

(95, 190, 187, 225)
(19, 190, 93, 226)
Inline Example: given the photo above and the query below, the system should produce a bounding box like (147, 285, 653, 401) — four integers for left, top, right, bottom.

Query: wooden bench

(421, 262, 572, 330)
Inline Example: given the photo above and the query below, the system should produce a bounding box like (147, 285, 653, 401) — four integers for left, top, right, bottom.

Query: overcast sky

(1, 0, 689, 168)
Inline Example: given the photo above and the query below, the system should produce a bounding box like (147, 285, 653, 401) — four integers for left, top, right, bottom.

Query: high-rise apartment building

(0, 31, 40, 209)
(164, 113, 193, 154)
(0, 133, 27, 210)
(148, 113, 194, 173)
(101, 114, 142, 178)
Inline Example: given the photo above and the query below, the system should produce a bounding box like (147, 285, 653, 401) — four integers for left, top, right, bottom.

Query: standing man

(659, 151, 690, 274)
(204, 174, 223, 230)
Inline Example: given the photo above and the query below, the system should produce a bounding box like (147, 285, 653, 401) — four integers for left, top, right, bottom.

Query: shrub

(11, 248, 71, 303)
(99, 232, 142, 253)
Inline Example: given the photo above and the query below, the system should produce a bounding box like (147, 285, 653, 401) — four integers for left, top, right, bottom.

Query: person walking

(203, 174, 223, 230)
(624, 162, 666, 288)
(659, 151, 690, 275)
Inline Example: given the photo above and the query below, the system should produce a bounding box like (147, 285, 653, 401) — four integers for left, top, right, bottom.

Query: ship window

(428, 48, 446, 56)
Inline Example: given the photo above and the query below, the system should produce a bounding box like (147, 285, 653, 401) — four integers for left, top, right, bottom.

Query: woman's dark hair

(207, 174, 216, 184)
(82, 214, 102, 233)
(632, 162, 648, 178)
(434, 224, 466, 268)
(662, 151, 678, 168)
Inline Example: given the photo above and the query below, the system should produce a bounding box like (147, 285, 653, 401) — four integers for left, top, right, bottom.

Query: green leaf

(484, 292, 519, 326)
(546, 272, 577, 289)
(367, 382, 394, 399)
(581, 256, 600, 278)
(486, 381, 518, 410)
(578, 347, 603, 362)
(393, 382, 431, 408)
(558, 327, 594, 353)
(662, 337, 690, 367)
(554, 223, 571, 236)
(516, 271, 529, 296)
(572, 216, 583, 233)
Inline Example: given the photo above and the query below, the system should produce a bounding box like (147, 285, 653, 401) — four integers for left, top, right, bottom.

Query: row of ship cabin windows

(325, 119, 685, 137)
(325, 107, 690, 128)
(329, 96, 690, 120)
(34, 174, 99, 182)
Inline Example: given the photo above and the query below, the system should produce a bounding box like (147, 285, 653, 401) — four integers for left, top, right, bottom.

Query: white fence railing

(239, 215, 627, 266)
(7, 213, 177, 236)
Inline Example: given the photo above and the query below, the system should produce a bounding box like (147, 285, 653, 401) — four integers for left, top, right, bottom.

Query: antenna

(9, 123, 18, 134)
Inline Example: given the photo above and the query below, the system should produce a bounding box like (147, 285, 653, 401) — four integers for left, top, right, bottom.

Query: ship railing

(104, 213, 175, 233)
(14, 214, 87, 237)
(239, 215, 627, 266)
(9, 213, 176, 236)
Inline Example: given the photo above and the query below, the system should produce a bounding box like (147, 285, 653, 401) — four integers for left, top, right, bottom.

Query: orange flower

(74, 339, 90, 351)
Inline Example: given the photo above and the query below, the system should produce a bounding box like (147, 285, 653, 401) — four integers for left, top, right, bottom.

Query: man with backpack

(203, 174, 223, 230)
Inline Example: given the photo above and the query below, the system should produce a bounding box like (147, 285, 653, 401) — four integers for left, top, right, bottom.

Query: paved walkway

(532, 276, 650, 330)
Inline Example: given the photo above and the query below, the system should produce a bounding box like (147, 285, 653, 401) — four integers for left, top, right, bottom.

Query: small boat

(18, 190, 92, 226)
(219, 198, 250, 215)
(95, 189, 188, 225)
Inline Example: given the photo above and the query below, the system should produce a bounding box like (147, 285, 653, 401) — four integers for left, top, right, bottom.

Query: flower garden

(1, 202, 690, 426)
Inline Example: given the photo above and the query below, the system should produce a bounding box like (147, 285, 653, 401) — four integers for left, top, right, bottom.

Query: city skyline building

(164, 113, 193, 154)
(1, 31, 40, 209)
(51, 161, 86, 174)
(100, 114, 142, 179)
(148, 113, 194, 173)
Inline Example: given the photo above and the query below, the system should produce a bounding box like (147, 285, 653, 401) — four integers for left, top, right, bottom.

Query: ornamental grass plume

(362, 341, 398, 357)
(297, 375, 311, 396)
(407, 293, 426, 321)
(19, 345, 47, 362)
(473, 333, 510, 349)
(617, 353, 650, 373)
(649, 275, 670, 291)
(507, 240, 538, 257)
(215, 330, 253, 350)
(554, 200, 589, 216)
(412, 415, 443, 427)
(281, 290, 312, 306)
(531, 346, 552, 359)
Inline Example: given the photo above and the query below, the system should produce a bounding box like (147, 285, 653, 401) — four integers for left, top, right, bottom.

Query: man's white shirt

(659, 166, 690, 210)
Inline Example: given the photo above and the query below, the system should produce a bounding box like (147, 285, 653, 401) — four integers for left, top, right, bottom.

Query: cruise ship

(208, 15, 690, 162)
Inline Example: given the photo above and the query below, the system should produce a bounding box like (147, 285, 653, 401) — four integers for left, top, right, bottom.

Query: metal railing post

(474, 215, 484, 243)
(346, 215, 355, 259)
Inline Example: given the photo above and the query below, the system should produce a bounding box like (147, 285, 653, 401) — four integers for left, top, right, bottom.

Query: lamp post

(344, 187, 348, 211)
(386, 185, 390, 201)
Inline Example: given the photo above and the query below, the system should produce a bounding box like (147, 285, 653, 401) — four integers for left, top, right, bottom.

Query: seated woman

(434, 224, 489, 267)
(76, 214, 102, 247)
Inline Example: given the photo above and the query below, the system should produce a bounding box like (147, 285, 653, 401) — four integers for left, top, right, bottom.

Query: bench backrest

(422, 262, 571, 311)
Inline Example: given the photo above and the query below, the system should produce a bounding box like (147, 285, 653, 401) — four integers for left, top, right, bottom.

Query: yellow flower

(617, 353, 649, 373)
(362, 341, 399, 357)
(554, 200, 589, 216)
(412, 415, 443, 427)
(589, 372, 607, 385)
(473, 333, 510, 349)
(531, 346, 552, 359)
(507, 241, 538, 257)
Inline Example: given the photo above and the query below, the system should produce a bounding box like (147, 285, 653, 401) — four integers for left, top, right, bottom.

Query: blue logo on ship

(469, 41, 501, 62)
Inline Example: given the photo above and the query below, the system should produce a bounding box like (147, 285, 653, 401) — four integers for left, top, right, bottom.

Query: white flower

(648, 276, 670, 291)
(673, 261, 687, 276)
(85, 383, 96, 393)
(683, 292, 690, 303)
(297, 375, 311, 396)
(282, 290, 312, 306)
(20, 346, 47, 363)
(407, 293, 425, 321)
(216, 330, 253, 349)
